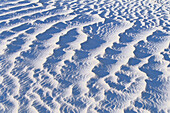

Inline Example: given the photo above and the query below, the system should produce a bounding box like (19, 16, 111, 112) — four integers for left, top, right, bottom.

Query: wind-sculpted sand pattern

(0, 0, 169, 113)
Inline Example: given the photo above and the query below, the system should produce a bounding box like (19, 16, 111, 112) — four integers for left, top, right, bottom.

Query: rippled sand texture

(0, 0, 170, 113)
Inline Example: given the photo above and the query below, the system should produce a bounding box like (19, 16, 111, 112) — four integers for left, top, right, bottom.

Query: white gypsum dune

(0, 0, 169, 113)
